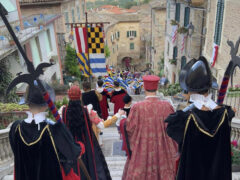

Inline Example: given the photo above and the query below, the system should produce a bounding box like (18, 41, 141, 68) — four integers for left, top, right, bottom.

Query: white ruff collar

(24, 111, 47, 124)
(97, 87, 103, 93)
(190, 94, 218, 110)
(115, 88, 121, 92)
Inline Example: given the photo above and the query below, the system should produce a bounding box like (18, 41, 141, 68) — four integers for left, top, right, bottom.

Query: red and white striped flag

(210, 43, 219, 68)
(171, 25, 178, 44)
(73, 27, 88, 53)
(181, 34, 187, 54)
(73, 27, 91, 77)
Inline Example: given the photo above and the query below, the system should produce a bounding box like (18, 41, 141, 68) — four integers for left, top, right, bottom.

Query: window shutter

(173, 46, 178, 59)
(214, 0, 224, 45)
(118, 31, 120, 38)
(127, 31, 129, 37)
(181, 56, 186, 69)
(184, 7, 190, 27)
(175, 3, 180, 22)
(135, 31, 137, 37)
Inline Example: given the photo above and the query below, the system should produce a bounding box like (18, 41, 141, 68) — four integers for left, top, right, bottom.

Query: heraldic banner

(73, 26, 107, 77)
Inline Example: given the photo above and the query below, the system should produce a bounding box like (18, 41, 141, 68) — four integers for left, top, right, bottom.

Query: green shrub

(159, 83, 181, 96)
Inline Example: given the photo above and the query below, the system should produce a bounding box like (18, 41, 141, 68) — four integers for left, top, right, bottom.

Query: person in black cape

(61, 85, 112, 180)
(9, 81, 84, 180)
(165, 56, 235, 180)
(82, 81, 102, 117)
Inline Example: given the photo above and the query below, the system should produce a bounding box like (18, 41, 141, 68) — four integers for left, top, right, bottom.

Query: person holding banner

(165, 56, 235, 180)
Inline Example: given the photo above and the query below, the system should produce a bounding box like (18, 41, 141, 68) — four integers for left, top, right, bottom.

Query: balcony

(178, 0, 206, 7)
(19, 0, 65, 6)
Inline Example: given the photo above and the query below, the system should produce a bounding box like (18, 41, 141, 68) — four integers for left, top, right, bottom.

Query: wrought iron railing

(19, 0, 64, 4)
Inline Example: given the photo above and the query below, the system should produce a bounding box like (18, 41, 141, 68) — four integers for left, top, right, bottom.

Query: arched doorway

(122, 57, 132, 70)
(181, 56, 187, 69)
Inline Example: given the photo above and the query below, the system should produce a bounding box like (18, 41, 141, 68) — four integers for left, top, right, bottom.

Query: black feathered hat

(179, 56, 213, 92)
(24, 80, 55, 106)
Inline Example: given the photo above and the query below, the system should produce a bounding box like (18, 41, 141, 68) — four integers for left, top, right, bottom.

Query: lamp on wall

(187, 22, 194, 37)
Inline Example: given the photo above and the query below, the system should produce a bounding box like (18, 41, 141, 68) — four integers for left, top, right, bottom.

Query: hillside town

(0, 0, 240, 179)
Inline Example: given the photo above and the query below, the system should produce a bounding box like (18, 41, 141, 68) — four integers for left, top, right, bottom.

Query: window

(167, 42, 170, 56)
(173, 46, 178, 60)
(167, 2, 170, 19)
(127, 31, 137, 37)
(181, 56, 186, 69)
(130, 43, 134, 50)
(72, 9, 75, 23)
(117, 31, 120, 38)
(65, 12, 69, 29)
(175, 3, 180, 22)
(47, 29, 53, 52)
(214, 0, 225, 45)
(184, 7, 190, 27)
(77, 7, 81, 20)
(35, 36, 42, 62)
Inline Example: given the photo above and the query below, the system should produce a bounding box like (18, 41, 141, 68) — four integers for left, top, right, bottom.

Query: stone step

(2, 175, 13, 180)
(105, 156, 127, 161)
(109, 170, 124, 177)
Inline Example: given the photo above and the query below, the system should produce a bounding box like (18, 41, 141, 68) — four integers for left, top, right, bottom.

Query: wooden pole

(85, 12, 91, 82)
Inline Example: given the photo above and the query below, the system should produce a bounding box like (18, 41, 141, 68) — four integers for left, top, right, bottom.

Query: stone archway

(122, 57, 132, 70)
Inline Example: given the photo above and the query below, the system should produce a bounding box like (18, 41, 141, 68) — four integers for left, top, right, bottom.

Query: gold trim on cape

(17, 124, 60, 164)
(176, 109, 228, 178)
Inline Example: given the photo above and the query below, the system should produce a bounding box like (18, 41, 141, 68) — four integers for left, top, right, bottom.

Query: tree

(105, 45, 111, 58)
(0, 59, 19, 103)
(64, 44, 82, 78)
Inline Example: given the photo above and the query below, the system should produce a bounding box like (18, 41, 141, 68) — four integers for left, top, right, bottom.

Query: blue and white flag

(89, 54, 107, 77)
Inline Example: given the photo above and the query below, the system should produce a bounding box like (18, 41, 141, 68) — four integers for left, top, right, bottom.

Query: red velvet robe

(110, 89, 127, 114)
(122, 97, 178, 180)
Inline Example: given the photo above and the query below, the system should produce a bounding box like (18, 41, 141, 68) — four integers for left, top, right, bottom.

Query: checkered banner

(73, 26, 107, 77)
(88, 27, 107, 77)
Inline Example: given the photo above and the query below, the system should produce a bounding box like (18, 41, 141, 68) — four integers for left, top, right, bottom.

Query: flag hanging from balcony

(88, 27, 107, 77)
(73, 27, 91, 77)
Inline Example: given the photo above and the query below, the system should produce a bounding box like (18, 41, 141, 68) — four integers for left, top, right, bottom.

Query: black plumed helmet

(179, 56, 212, 92)
(25, 80, 55, 106)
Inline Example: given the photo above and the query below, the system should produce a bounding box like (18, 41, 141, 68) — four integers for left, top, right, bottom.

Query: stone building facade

(203, 0, 240, 86)
(150, 1, 166, 75)
(106, 18, 141, 71)
(164, 0, 206, 83)
(19, 0, 86, 62)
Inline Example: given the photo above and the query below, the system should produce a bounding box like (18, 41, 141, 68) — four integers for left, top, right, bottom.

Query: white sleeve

(96, 122, 105, 129)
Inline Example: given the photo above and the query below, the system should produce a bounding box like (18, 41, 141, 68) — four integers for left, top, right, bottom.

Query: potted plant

(169, 59, 177, 65)
(177, 26, 188, 34)
(231, 140, 240, 172)
(170, 20, 179, 26)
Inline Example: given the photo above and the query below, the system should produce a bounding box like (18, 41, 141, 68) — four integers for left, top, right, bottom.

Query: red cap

(142, 75, 160, 91)
(68, 85, 81, 100)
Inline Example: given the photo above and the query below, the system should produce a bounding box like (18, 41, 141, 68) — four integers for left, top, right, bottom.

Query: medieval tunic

(165, 106, 235, 180)
(97, 87, 110, 120)
(122, 97, 178, 180)
(9, 112, 82, 180)
(111, 88, 127, 114)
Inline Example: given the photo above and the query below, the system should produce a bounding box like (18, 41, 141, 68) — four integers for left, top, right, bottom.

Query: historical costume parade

(165, 57, 235, 180)
(2, 1, 240, 180)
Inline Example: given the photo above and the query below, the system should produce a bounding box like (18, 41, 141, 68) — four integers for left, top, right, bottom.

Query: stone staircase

(105, 156, 127, 180)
